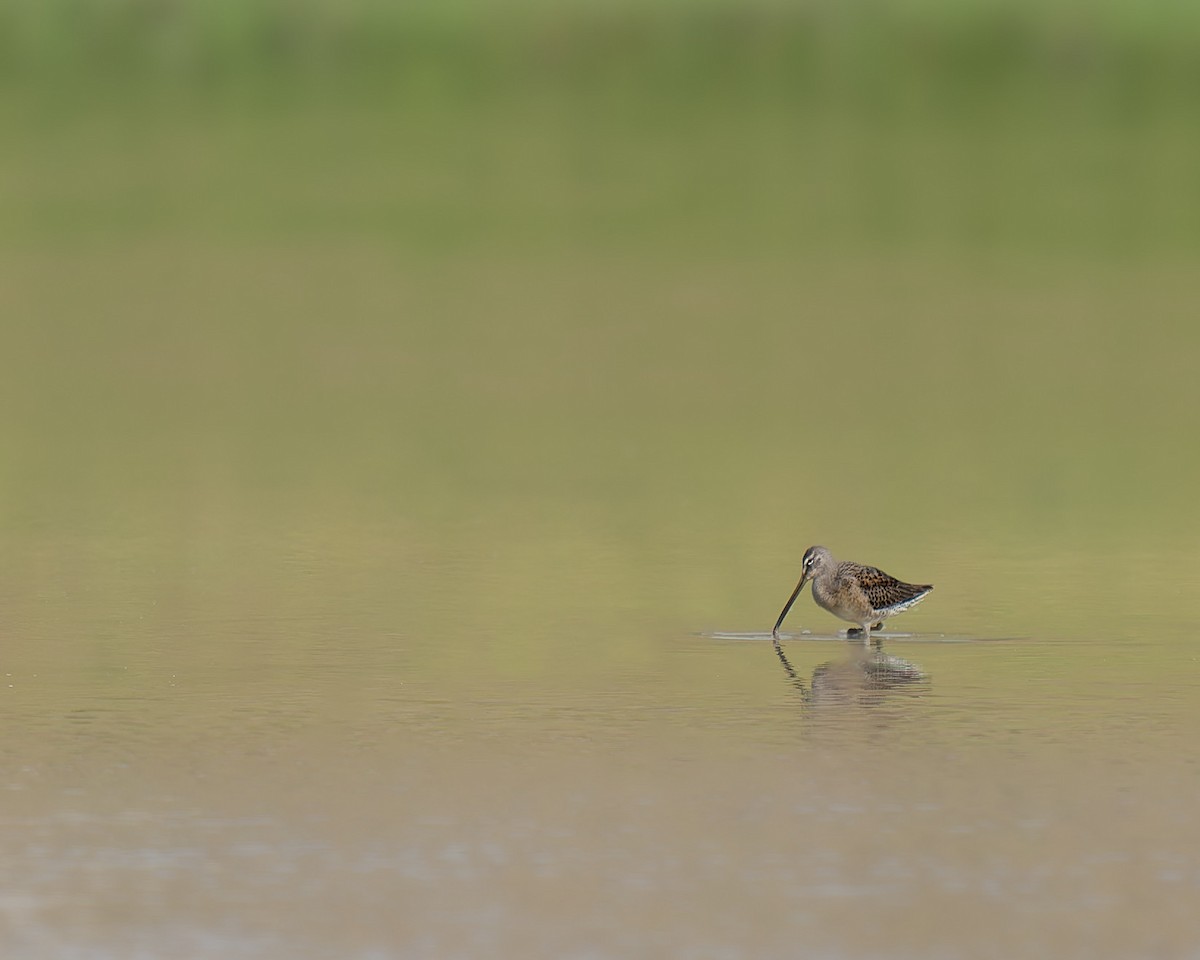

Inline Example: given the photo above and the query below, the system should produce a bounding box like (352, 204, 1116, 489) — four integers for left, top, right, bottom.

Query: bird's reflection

(772, 639, 926, 706)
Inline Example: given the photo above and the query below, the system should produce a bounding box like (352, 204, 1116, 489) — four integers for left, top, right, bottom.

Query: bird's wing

(854, 565, 932, 612)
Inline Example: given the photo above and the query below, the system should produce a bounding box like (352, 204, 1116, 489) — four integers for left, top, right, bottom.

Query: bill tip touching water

(771, 545, 932, 646)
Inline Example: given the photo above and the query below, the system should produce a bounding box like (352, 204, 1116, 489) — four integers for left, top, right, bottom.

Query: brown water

(6, 616, 1200, 960)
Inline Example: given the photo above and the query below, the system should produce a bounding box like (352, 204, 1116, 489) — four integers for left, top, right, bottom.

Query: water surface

(4, 512, 1200, 959)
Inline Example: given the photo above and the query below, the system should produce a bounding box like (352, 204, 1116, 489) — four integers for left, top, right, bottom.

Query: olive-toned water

(4, 3, 1200, 957)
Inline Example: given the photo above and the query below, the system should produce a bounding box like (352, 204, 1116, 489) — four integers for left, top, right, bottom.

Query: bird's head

(799, 545, 834, 581)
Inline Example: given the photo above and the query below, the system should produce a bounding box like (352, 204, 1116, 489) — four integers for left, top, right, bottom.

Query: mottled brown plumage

(852, 565, 931, 612)
(772, 545, 932, 645)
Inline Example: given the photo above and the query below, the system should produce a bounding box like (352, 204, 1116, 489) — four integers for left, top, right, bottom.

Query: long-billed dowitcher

(771, 545, 932, 645)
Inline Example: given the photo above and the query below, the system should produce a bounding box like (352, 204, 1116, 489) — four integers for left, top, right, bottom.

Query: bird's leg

(859, 623, 872, 647)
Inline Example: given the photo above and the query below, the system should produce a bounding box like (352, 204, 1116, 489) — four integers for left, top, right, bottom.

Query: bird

(771, 545, 932, 646)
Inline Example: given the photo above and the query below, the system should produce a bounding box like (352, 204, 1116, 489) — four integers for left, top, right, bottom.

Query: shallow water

(4, 514, 1200, 958)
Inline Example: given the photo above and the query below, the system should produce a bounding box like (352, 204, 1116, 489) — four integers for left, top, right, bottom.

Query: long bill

(771, 573, 809, 642)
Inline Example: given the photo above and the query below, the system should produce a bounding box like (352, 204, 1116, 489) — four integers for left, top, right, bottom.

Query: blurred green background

(1, 0, 1198, 691)
(5, 12, 1200, 956)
